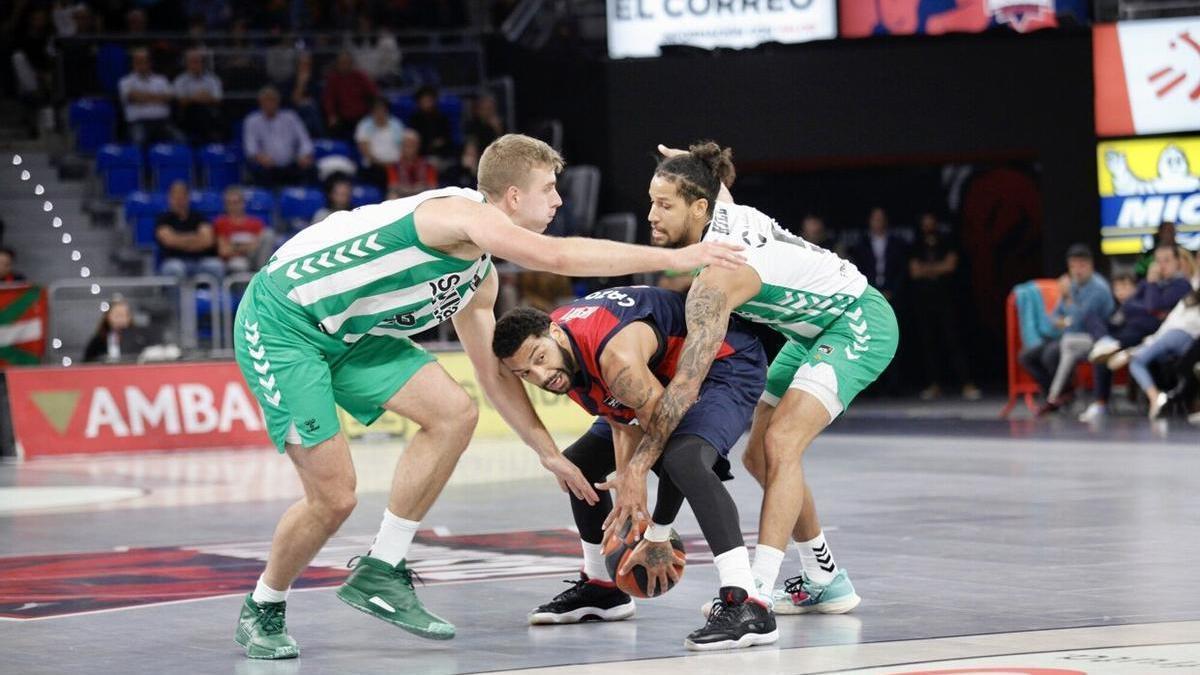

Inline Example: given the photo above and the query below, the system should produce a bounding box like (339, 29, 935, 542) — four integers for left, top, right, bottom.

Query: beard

(541, 342, 579, 394)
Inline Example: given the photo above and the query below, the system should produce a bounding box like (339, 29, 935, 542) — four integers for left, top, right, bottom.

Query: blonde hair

(476, 134, 564, 199)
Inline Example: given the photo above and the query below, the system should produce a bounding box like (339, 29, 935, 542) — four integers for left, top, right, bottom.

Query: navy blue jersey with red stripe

(551, 286, 757, 425)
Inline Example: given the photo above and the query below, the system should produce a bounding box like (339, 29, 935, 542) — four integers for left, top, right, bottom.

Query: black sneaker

(685, 586, 778, 651)
(528, 573, 636, 625)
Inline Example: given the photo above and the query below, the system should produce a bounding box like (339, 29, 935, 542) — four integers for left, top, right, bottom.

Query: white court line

(488, 621, 1200, 675)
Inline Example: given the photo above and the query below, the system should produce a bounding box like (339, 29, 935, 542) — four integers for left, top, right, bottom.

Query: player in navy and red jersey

(492, 286, 777, 651)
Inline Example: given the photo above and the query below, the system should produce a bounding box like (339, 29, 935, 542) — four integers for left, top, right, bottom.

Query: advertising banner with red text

(6, 362, 270, 458)
(1094, 17, 1200, 137)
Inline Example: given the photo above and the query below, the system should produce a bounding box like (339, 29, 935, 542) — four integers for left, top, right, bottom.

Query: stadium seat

(68, 98, 115, 154)
(96, 43, 129, 96)
(351, 184, 382, 207)
(148, 143, 194, 191)
(97, 143, 142, 199)
(124, 191, 167, 248)
(189, 189, 223, 220)
(279, 186, 324, 230)
(313, 138, 353, 161)
(389, 93, 465, 145)
(242, 188, 276, 226)
(200, 143, 241, 192)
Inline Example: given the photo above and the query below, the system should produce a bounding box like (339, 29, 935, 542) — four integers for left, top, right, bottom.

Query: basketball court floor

(3, 399, 1199, 674)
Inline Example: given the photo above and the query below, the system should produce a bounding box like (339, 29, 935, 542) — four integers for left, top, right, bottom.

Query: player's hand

(541, 453, 599, 505)
(673, 241, 746, 271)
(657, 143, 688, 159)
(619, 538, 680, 597)
(596, 469, 649, 547)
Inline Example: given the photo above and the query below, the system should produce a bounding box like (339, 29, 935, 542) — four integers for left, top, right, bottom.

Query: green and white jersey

(265, 187, 493, 343)
(702, 200, 869, 342)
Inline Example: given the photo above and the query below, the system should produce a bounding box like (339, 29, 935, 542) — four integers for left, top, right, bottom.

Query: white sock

(713, 546, 756, 598)
(796, 531, 838, 585)
(751, 545, 786, 595)
(581, 541, 610, 582)
(252, 575, 288, 604)
(369, 509, 419, 566)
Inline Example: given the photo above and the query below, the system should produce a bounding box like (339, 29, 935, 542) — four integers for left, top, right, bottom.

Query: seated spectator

(355, 98, 405, 191)
(408, 85, 454, 159)
(283, 51, 324, 137)
(464, 94, 504, 150)
(1018, 244, 1114, 415)
(119, 48, 183, 147)
(156, 181, 224, 279)
(393, 129, 438, 197)
(1107, 288, 1200, 419)
(1135, 222, 1176, 279)
(910, 212, 981, 401)
(173, 48, 224, 144)
(1157, 323, 1200, 425)
(11, 8, 56, 136)
(0, 247, 27, 283)
(322, 51, 378, 140)
(83, 298, 155, 363)
(439, 137, 480, 189)
(214, 186, 272, 273)
(312, 176, 354, 225)
(244, 86, 315, 188)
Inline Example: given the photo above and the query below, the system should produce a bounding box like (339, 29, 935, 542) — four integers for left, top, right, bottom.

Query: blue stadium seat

(96, 43, 129, 96)
(68, 98, 115, 154)
(389, 93, 464, 145)
(242, 188, 276, 226)
(279, 187, 325, 230)
(189, 189, 223, 220)
(313, 138, 352, 161)
(351, 184, 382, 207)
(200, 143, 241, 192)
(148, 143, 194, 191)
(124, 191, 167, 247)
(97, 143, 142, 199)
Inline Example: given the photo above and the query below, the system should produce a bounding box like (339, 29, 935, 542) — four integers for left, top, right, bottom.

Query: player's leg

(529, 423, 635, 624)
(331, 353, 474, 640)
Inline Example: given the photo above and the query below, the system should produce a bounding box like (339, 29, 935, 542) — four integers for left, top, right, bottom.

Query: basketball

(602, 520, 687, 598)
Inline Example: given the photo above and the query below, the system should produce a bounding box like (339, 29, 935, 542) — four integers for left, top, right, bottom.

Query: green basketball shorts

(761, 286, 899, 420)
(233, 273, 435, 452)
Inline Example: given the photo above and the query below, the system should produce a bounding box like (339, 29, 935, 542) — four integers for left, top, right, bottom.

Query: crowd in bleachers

(1015, 224, 1200, 426)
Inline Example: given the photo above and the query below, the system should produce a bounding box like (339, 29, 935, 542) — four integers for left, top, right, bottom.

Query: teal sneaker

(336, 556, 455, 640)
(772, 569, 861, 615)
(234, 593, 299, 659)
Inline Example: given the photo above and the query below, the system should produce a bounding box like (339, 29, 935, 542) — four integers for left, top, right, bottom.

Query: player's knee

(314, 487, 358, 526)
(425, 391, 478, 441)
(763, 426, 806, 472)
(742, 446, 766, 483)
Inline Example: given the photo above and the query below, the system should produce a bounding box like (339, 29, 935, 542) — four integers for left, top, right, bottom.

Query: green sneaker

(336, 556, 455, 640)
(235, 594, 299, 659)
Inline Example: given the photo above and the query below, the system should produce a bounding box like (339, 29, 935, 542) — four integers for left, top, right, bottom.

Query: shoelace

(345, 556, 423, 590)
(257, 602, 286, 635)
(782, 574, 808, 595)
(702, 599, 742, 630)
(548, 577, 589, 604)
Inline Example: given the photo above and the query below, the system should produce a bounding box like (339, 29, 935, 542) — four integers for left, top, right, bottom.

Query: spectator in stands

(851, 207, 909, 304)
(909, 212, 981, 401)
(173, 48, 224, 144)
(439, 137, 480, 189)
(322, 51, 378, 140)
(119, 48, 183, 147)
(11, 8, 57, 136)
(393, 129, 438, 197)
(1135, 222, 1177, 279)
(355, 97, 405, 191)
(801, 213, 837, 253)
(1107, 288, 1200, 419)
(157, 181, 224, 279)
(312, 176, 353, 224)
(244, 85, 315, 188)
(283, 51, 323, 137)
(464, 94, 504, 150)
(1019, 244, 1114, 415)
(214, 186, 271, 273)
(408, 85, 454, 158)
(83, 298, 155, 363)
(0, 247, 27, 283)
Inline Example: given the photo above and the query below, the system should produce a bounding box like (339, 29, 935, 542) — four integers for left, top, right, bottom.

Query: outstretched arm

(452, 269, 599, 504)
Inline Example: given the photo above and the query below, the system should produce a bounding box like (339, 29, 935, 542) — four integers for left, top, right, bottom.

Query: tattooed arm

(599, 267, 762, 542)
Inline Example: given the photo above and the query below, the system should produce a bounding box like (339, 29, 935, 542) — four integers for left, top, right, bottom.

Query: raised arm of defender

(418, 196, 746, 276)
